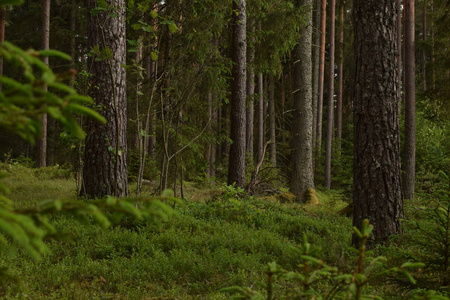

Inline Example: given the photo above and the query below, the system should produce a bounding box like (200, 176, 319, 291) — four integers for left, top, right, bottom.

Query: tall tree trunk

(291, 0, 314, 202)
(397, 0, 402, 101)
(404, 0, 416, 200)
(207, 92, 217, 178)
(353, 0, 404, 244)
(37, 0, 50, 168)
(228, 0, 247, 187)
(246, 21, 255, 159)
(430, 0, 435, 91)
(324, 0, 336, 189)
(335, 4, 344, 150)
(312, 0, 321, 150)
(422, 0, 427, 91)
(269, 75, 276, 167)
(82, 0, 128, 198)
(256, 72, 264, 163)
(315, 0, 327, 160)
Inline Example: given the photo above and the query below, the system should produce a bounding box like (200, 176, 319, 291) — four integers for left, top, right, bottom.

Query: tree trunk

(0, 6, 6, 91)
(37, 0, 50, 168)
(269, 75, 276, 167)
(312, 0, 321, 153)
(397, 0, 402, 101)
(256, 72, 264, 163)
(422, 0, 427, 91)
(335, 4, 344, 150)
(403, 0, 416, 200)
(246, 21, 255, 160)
(228, 0, 247, 188)
(353, 0, 404, 244)
(324, 0, 336, 189)
(290, 0, 314, 202)
(207, 92, 217, 178)
(315, 0, 327, 159)
(430, 0, 435, 90)
(82, 0, 128, 198)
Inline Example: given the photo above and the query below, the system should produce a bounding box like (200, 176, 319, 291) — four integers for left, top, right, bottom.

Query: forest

(0, 0, 449, 299)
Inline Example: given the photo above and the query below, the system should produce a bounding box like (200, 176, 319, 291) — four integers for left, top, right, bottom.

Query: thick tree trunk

(290, 0, 314, 202)
(324, 0, 336, 189)
(312, 0, 321, 152)
(353, 0, 404, 244)
(0, 6, 6, 90)
(37, 0, 51, 168)
(403, 0, 416, 200)
(82, 0, 128, 198)
(269, 75, 276, 167)
(397, 0, 402, 101)
(228, 0, 247, 188)
(246, 22, 255, 160)
(315, 0, 327, 159)
(335, 4, 344, 150)
(256, 72, 264, 163)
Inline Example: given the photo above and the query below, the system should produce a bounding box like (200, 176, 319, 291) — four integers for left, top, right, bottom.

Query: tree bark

(430, 0, 435, 91)
(315, 0, 327, 159)
(324, 0, 336, 189)
(397, 0, 402, 101)
(353, 0, 404, 244)
(269, 75, 276, 167)
(290, 0, 314, 202)
(82, 0, 128, 198)
(403, 0, 416, 200)
(228, 0, 247, 188)
(37, 0, 50, 168)
(312, 0, 321, 153)
(256, 72, 264, 164)
(246, 21, 255, 160)
(0, 6, 6, 91)
(335, 4, 344, 150)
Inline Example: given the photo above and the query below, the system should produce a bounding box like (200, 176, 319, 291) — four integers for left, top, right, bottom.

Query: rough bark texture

(82, 0, 128, 198)
(336, 4, 344, 146)
(228, 0, 247, 188)
(324, 0, 336, 189)
(404, 0, 416, 200)
(397, 0, 402, 100)
(256, 72, 264, 164)
(312, 0, 321, 152)
(315, 0, 327, 157)
(353, 0, 404, 244)
(290, 0, 314, 203)
(269, 75, 276, 167)
(246, 21, 255, 160)
(422, 0, 427, 91)
(37, 0, 50, 168)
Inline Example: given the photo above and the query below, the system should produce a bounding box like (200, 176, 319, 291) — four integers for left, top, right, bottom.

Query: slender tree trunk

(256, 72, 264, 163)
(430, 0, 435, 91)
(336, 4, 344, 150)
(404, 0, 416, 200)
(82, 0, 128, 198)
(397, 0, 402, 101)
(228, 0, 247, 187)
(422, 0, 427, 91)
(353, 0, 404, 244)
(324, 0, 336, 189)
(315, 0, 327, 159)
(37, 0, 51, 168)
(207, 92, 217, 178)
(291, 0, 314, 202)
(312, 0, 321, 150)
(246, 21, 255, 159)
(269, 75, 276, 167)
(280, 73, 286, 145)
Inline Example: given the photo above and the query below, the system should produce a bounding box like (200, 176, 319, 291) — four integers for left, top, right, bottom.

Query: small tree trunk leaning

(403, 0, 416, 200)
(324, 0, 336, 189)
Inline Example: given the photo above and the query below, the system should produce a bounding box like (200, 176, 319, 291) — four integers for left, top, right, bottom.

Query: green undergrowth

(1, 164, 447, 299)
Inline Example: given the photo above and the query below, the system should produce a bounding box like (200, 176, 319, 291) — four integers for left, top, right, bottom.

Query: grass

(0, 163, 448, 299)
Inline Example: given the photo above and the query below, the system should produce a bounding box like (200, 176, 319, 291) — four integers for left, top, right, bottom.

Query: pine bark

(37, 0, 50, 168)
(335, 4, 344, 149)
(246, 21, 255, 160)
(290, 0, 314, 202)
(82, 0, 128, 198)
(256, 73, 264, 163)
(228, 0, 247, 188)
(269, 75, 276, 167)
(403, 0, 416, 200)
(324, 0, 336, 189)
(353, 0, 404, 244)
(312, 0, 321, 149)
(315, 0, 327, 157)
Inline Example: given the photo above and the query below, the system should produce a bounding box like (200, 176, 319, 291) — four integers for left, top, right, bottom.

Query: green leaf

(401, 262, 426, 269)
(0, 0, 24, 6)
(169, 22, 178, 34)
(150, 51, 158, 61)
(39, 50, 71, 61)
(150, 10, 158, 19)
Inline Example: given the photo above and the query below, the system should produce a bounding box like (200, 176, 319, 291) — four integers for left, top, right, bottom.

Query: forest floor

(0, 163, 448, 299)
